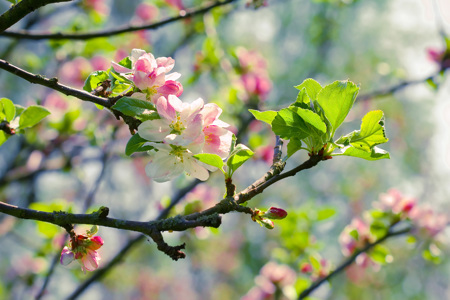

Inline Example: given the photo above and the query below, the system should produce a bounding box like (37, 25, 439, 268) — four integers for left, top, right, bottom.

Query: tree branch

(0, 0, 237, 40)
(358, 72, 442, 101)
(0, 0, 72, 33)
(298, 226, 411, 299)
(0, 59, 143, 132)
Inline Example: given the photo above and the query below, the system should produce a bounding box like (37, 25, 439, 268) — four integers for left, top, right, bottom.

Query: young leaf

(0, 131, 8, 147)
(338, 146, 390, 161)
(348, 110, 388, 151)
(287, 138, 302, 157)
(83, 71, 109, 92)
(227, 144, 254, 175)
(290, 106, 327, 137)
(125, 133, 154, 156)
(248, 109, 277, 126)
(271, 108, 311, 140)
(193, 153, 224, 169)
(111, 97, 156, 117)
(117, 56, 132, 69)
(295, 88, 311, 105)
(0, 98, 15, 122)
(316, 207, 336, 221)
(316, 80, 359, 135)
(369, 244, 391, 265)
(294, 78, 322, 101)
(18, 106, 51, 129)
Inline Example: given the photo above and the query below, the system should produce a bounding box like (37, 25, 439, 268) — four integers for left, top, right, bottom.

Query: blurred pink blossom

(339, 218, 374, 258)
(135, 3, 159, 22)
(59, 57, 92, 88)
(409, 205, 448, 238)
(374, 188, 416, 216)
(165, 0, 185, 10)
(82, 0, 110, 16)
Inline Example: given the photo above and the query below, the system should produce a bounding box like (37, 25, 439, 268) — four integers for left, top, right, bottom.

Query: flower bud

(60, 247, 75, 266)
(300, 262, 313, 273)
(260, 218, 274, 229)
(263, 207, 288, 220)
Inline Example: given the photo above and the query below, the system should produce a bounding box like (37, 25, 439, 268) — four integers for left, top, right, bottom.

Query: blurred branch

(0, 0, 237, 40)
(358, 71, 442, 101)
(0, 0, 72, 33)
(298, 226, 411, 299)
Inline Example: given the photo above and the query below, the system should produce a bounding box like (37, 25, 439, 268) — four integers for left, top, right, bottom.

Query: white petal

(184, 157, 209, 181)
(165, 72, 181, 81)
(138, 120, 170, 141)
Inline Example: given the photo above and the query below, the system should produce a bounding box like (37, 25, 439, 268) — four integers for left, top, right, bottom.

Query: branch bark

(0, 0, 236, 40)
(0, 0, 72, 33)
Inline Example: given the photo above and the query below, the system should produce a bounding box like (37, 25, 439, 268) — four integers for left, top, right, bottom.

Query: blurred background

(0, 0, 449, 299)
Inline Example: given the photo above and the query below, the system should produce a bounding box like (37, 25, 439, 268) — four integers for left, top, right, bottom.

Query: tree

(0, 0, 448, 299)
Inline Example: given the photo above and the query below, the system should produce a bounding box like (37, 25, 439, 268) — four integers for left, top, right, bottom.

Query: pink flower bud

(263, 207, 288, 220)
(60, 247, 75, 266)
(300, 262, 312, 273)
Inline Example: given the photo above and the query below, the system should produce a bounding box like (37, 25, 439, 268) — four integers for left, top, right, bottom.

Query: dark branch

(0, 59, 143, 132)
(0, 0, 72, 33)
(0, 0, 237, 40)
(298, 226, 411, 299)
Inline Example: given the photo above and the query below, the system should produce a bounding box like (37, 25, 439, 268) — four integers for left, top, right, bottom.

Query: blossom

(138, 95, 204, 150)
(339, 218, 374, 257)
(374, 188, 416, 216)
(199, 103, 233, 158)
(143, 143, 213, 182)
(112, 49, 183, 102)
(409, 205, 447, 238)
(60, 230, 104, 273)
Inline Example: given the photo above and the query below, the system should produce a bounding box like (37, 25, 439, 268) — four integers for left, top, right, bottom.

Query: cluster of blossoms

(242, 262, 296, 300)
(300, 255, 332, 281)
(115, 49, 233, 182)
(339, 189, 448, 269)
(112, 49, 183, 103)
(236, 47, 272, 101)
(60, 226, 104, 273)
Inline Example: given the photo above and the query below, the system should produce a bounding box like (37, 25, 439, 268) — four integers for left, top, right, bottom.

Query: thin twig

(0, 0, 237, 40)
(358, 72, 441, 101)
(0, 0, 72, 33)
(298, 226, 411, 299)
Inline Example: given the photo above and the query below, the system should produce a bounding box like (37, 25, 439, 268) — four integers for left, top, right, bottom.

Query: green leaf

(83, 70, 109, 92)
(0, 98, 15, 122)
(110, 82, 131, 96)
(316, 80, 359, 134)
(370, 220, 388, 239)
(349, 229, 359, 240)
(125, 133, 154, 156)
(290, 106, 327, 137)
(348, 110, 388, 151)
(18, 106, 50, 129)
(248, 109, 277, 126)
(338, 146, 390, 161)
(295, 88, 311, 105)
(227, 144, 254, 175)
(14, 104, 25, 117)
(316, 207, 336, 221)
(271, 108, 311, 140)
(369, 244, 391, 265)
(0, 131, 8, 147)
(294, 78, 322, 101)
(109, 69, 133, 84)
(193, 153, 224, 169)
(117, 56, 132, 69)
(287, 138, 302, 157)
(111, 97, 156, 117)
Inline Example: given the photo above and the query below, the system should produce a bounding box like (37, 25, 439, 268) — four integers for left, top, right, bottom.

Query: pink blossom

(135, 3, 159, 22)
(199, 103, 233, 158)
(374, 189, 416, 216)
(339, 218, 374, 257)
(60, 233, 104, 273)
(409, 205, 447, 238)
(138, 95, 204, 149)
(112, 49, 182, 102)
(90, 55, 110, 71)
(59, 57, 92, 88)
(83, 0, 110, 16)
